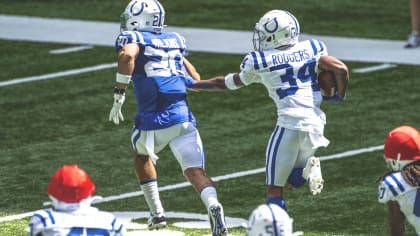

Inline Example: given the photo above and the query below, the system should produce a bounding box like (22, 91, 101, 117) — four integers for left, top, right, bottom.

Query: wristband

(224, 73, 240, 90)
(116, 72, 131, 84)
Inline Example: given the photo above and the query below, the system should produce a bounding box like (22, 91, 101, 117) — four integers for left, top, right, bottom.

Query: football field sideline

(1, 14, 419, 87)
(0, 144, 383, 223)
(1, 14, 420, 66)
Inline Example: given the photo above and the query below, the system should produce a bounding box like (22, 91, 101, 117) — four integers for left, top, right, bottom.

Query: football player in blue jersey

(29, 165, 126, 236)
(378, 125, 420, 235)
(108, 1, 228, 235)
(189, 10, 349, 211)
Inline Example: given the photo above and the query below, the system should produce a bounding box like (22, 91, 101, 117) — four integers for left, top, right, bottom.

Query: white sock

(140, 180, 164, 217)
(200, 186, 219, 209)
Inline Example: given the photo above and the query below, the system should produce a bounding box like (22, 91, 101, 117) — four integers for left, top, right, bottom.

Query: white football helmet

(246, 204, 293, 236)
(253, 10, 300, 51)
(120, 0, 165, 33)
(383, 125, 420, 171)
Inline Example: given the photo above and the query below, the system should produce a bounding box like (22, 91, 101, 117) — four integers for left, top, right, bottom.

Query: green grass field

(1, 0, 420, 235)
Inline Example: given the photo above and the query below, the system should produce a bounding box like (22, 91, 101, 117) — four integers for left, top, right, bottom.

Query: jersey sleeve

(114, 31, 143, 52)
(183, 69, 197, 88)
(378, 181, 394, 203)
(111, 215, 127, 236)
(238, 53, 261, 86)
(308, 39, 328, 57)
(173, 32, 187, 55)
(378, 172, 414, 204)
(29, 209, 54, 236)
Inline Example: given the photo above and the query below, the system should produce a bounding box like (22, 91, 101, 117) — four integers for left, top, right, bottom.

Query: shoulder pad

(378, 172, 413, 203)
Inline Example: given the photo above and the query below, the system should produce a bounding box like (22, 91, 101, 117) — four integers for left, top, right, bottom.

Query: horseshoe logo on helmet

(264, 18, 279, 33)
(131, 1, 146, 16)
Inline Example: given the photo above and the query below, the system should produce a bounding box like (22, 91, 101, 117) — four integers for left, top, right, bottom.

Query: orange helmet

(383, 125, 420, 171)
(47, 165, 95, 203)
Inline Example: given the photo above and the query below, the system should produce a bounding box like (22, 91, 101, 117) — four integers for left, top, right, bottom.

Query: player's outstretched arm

(191, 73, 244, 92)
(191, 76, 226, 91)
(318, 55, 349, 100)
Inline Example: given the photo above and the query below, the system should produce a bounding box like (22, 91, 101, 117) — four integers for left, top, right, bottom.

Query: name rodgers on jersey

(271, 49, 311, 65)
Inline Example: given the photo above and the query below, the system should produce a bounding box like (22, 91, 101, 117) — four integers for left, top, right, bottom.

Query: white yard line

(0, 62, 116, 87)
(353, 63, 397, 73)
(0, 144, 383, 223)
(49, 45, 94, 54)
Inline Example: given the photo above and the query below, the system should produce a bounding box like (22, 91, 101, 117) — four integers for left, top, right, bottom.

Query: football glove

(109, 93, 125, 125)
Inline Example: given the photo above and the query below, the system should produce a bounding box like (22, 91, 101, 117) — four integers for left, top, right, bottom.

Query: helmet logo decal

(264, 18, 279, 33)
(131, 1, 146, 16)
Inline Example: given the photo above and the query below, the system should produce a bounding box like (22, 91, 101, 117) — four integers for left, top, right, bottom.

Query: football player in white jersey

(378, 125, 420, 235)
(108, 1, 228, 235)
(29, 165, 126, 236)
(190, 10, 349, 211)
(245, 204, 300, 236)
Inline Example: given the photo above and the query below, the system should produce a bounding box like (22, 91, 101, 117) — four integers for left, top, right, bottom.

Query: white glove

(109, 93, 125, 125)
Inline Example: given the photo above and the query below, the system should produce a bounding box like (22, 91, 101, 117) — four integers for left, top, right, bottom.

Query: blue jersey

(115, 31, 197, 130)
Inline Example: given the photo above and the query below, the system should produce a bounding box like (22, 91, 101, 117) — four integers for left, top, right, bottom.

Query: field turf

(0, 1, 419, 235)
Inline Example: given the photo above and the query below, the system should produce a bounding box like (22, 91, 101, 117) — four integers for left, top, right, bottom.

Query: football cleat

(302, 157, 324, 195)
(404, 32, 420, 48)
(208, 204, 228, 236)
(147, 214, 167, 230)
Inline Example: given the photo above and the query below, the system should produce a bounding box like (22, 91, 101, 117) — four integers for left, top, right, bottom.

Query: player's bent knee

(135, 153, 150, 160)
(184, 167, 214, 191)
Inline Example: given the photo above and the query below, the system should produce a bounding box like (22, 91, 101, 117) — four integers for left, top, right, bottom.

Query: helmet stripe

(286, 11, 299, 33)
(152, 0, 164, 27)
(267, 204, 279, 236)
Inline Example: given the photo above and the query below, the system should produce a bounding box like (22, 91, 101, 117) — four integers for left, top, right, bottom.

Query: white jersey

(239, 39, 328, 134)
(378, 171, 420, 234)
(29, 207, 126, 236)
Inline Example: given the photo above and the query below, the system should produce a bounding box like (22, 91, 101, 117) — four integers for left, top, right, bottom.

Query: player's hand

(109, 94, 125, 124)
